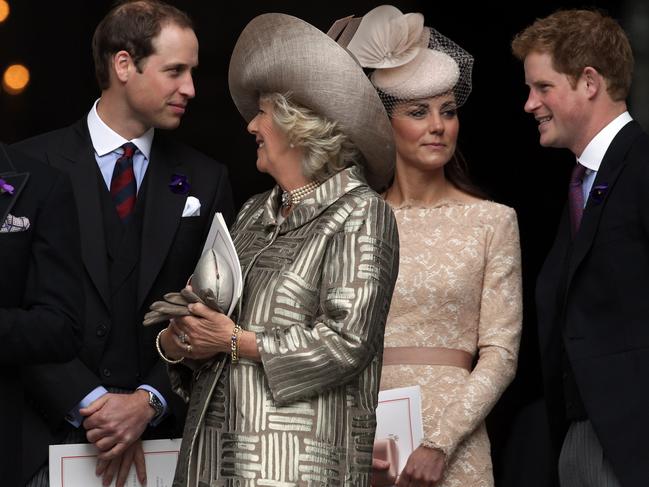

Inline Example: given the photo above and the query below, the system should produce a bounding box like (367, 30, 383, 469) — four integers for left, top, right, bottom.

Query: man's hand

(96, 440, 146, 487)
(80, 391, 155, 460)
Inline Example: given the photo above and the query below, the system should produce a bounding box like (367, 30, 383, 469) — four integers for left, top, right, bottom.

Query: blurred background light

(2, 64, 30, 95)
(0, 0, 9, 23)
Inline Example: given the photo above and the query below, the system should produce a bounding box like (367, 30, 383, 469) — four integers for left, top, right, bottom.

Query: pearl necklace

(280, 181, 320, 208)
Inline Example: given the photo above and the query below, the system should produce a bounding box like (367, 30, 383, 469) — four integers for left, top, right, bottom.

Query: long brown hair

(445, 147, 487, 199)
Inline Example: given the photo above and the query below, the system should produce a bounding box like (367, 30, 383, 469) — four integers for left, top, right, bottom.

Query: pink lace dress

(380, 199, 522, 487)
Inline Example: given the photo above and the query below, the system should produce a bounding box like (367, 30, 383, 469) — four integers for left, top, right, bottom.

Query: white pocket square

(182, 196, 201, 217)
(1, 213, 30, 233)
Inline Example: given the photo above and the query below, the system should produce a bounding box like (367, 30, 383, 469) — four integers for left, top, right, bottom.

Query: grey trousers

(559, 420, 621, 487)
(25, 427, 87, 487)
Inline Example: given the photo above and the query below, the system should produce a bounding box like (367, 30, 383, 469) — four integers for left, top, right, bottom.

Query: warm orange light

(0, 1, 9, 23)
(2, 64, 30, 95)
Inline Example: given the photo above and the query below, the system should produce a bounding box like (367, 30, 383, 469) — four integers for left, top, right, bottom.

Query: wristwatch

(146, 390, 164, 420)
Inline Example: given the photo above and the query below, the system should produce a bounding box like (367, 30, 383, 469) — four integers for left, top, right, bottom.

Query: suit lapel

(58, 120, 111, 309)
(137, 136, 187, 308)
(565, 121, 643, 290)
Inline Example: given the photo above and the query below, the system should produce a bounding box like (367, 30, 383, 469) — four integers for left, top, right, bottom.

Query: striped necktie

(110, 142, 137, 222)
(568, 162, 587, 237)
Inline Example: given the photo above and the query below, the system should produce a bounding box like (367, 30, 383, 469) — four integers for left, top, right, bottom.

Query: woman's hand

(396, 445, 446, 486)
(167, 302, 233, 361)
(158, 289, 261, 363)
(370, 458, 392, 486)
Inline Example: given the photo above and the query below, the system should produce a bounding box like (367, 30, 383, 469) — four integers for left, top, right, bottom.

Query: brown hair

(92, 0, 193, 90)
(511, 9, 633, 101)
(442, 148, 485, 199)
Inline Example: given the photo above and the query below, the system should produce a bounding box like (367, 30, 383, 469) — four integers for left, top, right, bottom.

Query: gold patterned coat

(171, 166, 400, 487)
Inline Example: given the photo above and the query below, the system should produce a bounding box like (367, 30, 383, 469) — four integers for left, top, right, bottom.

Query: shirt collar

(261, 165, 367, 231)
(578, 111, 633, 172)
(86, 98, 154, 159)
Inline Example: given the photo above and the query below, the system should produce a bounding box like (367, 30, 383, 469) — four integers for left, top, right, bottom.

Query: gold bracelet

(156, 328, 184, 364)
(230, 324, 241, 364)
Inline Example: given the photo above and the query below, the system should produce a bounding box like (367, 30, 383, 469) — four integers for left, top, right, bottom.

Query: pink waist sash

(382, 346, 473, 371)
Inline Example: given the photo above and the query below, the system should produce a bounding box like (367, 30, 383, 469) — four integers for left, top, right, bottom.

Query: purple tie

(568, 163, 587, 237)
(110, 143, 137, 222)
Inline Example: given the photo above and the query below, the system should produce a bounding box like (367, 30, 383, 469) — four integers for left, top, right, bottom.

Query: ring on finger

(178, 332, 188, 344)
(186, 344, 192, 353)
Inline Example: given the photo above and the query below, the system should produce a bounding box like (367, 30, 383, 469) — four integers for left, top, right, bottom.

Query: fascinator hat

(228, 13, 395, 191)
(333, 5, 473, 111)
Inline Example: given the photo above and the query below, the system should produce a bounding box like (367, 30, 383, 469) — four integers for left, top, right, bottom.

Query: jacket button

(96, 324, 108, 337)
(102, 368, 111, 377)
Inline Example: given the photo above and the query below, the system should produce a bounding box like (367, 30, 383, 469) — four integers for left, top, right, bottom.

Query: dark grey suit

(0, 144, 83, 486)
(536, 121, 649, 487)
(14, 119, 234, 482)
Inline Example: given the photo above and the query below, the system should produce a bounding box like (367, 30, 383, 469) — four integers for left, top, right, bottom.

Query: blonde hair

(260, 92, 360, 181)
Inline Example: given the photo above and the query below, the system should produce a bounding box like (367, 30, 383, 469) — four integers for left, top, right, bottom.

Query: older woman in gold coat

(153, 13, 399, 486)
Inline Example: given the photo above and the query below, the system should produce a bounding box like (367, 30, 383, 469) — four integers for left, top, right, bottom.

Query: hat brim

(228, 13, 395, 191)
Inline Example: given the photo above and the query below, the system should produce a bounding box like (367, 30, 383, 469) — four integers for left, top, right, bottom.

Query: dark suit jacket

(536, 121, 649, 487)
(14, 118, 234, 481)
(0, 144, 83, 486)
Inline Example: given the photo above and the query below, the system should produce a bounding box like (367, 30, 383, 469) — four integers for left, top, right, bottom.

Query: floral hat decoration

(337, 5, 474, 113)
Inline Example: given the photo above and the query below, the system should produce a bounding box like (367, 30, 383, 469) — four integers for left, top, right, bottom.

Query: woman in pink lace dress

(342, 6, 523, 486)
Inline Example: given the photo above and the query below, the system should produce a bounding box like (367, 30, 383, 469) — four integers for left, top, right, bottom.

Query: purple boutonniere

(0, 178, 14, 195)
(169, 173, 190, 195)
(590, 183, 608, 204)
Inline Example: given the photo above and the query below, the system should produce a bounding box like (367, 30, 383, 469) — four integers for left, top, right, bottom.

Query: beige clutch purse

(372, 437, 399, 486)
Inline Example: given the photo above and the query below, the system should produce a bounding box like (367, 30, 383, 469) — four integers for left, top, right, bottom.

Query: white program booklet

(201, 212, 243, 316)
(375, 385, 424, 474)
(49, 439, 182, 487)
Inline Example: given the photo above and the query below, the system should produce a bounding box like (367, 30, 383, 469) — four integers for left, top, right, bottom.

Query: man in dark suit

(15, 1, 234, 486)
(0, 144, 83, 486)
(512, 9, 648, 487)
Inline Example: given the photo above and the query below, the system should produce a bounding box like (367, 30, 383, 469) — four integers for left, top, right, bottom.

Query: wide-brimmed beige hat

(228, 13, 395, 191)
